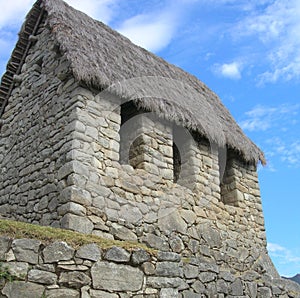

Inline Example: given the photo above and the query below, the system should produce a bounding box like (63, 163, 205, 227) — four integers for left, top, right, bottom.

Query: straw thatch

(0, 0, 265, 164)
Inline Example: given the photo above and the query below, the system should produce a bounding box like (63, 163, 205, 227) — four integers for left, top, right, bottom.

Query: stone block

(156, 261, 183, 277)
(59, 271, 91, 289)
(2, 281, 45, 298)
(104, 246, 130, 263)
(183, 264, 199, 279)
(5, 262, 29, 280)
(28, 269, 57, 285)
(0, 236, 11, 260)
(76, 243, 101, 262)
(60, 213, 94, 234)
(131, 249, 151, 265)
(45, 288, 80, 298)
(43, 241, 75, 263)
(12, 238, 41, 264)
(89, 290, 118, 298)
(146, 277, 182, 288)
(110, 223, 138, 241)
(160, 288, 179, 297)
(91, 261, 144, 291)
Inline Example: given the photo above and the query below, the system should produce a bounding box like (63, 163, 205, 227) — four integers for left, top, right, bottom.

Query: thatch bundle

(0, 0, 265, 164)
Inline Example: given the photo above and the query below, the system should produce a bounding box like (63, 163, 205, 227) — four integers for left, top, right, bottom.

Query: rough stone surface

(75, 243, 101, 261)
(28, 269, 57, 285)
(91, 261, 144, 291)
(59, 271, 91, 288)
(0, 237, 299, 297)
(2, 281, 44, 298)
(12, 239, 41, 264)
(104, 246, 130, 263)
(43, 241, 75, 263)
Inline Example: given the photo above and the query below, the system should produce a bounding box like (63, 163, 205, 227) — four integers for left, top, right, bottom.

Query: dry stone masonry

(0, 0, 299, 297)
(1, 236, 300, 297)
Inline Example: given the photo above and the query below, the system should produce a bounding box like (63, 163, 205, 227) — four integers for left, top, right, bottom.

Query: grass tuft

(0, 218, 155, 253)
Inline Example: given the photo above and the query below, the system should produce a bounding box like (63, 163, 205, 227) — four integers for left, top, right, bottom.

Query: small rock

(76, 243, 101, 262)
(12, 238, 41, 264)
(43, 241, 75, 263)
(28, 269, 57, 285)
(104, 246, 130, 263)
(131, 249, 150, 265)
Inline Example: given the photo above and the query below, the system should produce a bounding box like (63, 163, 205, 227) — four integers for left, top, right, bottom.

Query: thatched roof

(0, 0, 265, 164)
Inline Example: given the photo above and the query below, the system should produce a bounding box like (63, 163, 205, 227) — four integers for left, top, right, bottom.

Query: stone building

(1, 0, 299, 297)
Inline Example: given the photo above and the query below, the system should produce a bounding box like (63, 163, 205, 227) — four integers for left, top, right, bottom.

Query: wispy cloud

(268, 242, 300, 275)
(0, 0, 34, 29)
(240, 104, 299, 132)
(235, 0, 300, 84)
(266, 137, 300, 168)
(116, 3, 181, 53)
(213, 62, 242, 79)
(66, 0, 117, 24)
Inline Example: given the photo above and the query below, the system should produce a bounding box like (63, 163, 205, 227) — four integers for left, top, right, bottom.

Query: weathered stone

(110, 223, 138, 241)
(191, 280, 206, 293)
(146, 277, 182, 288)
(58, 202, 86, 216)
(57, 264, 89, 271)
(43, 241, 75, 263)
(257, 286, 272, 297)
(245, 282, 257, 298)
(216, 279, 229, 294)
(90, 290, 118, 298)
(61, 214, 94, 234)
(118, 204, 143, 224)
(199, 224, 221, 248)
(183, 264, 198, 279)
(160, 288, 179, 297)
(199, 272, 216, 283)
(12, 238, 41, 264)
(4, 262, 29, 280)
(76, 243, 101, 261)
(142, 234, 169, 251)
(59, 271, 91, 289)
(2, 281, 44, 298)
(219, 270, 235, 282)
(158, 210, 187, 234)
(131, 249, 151, 265)
(91, 261, 144, 291)
(0, 236, 11, 260)
(181, 290, 200, 298)
(104, 246, 130, 263)
(157, 251, 181, 262)
(45, 288, 80, 298)
(142, 261, 156, 275)
(156, 261, 183, 277)
(169, 236, 185, 253)
(28, 269, 57, 285)
(230, 278, 243, 296)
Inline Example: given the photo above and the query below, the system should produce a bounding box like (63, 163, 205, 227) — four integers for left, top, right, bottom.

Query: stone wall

(0, 15, 278, 281)
(0, 235, 299, 297)
(0, 20, 81, 226)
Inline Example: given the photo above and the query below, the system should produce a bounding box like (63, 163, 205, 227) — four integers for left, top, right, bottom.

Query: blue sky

(1, 0, 299, 277)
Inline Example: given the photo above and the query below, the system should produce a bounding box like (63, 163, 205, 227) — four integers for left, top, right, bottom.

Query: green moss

(0, 219, 155, 253)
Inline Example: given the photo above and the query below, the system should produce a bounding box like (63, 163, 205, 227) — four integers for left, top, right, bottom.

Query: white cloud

(268, 242, 300, 266)
(213, 62, 242, 79)
(240, 104, 300, 132)
(0, 1, 116, 30)
(235, 0, 300, 83)
(65, 0, 116, 24)
(0, 0, 34, 29)
(117, 11, 178, 52)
